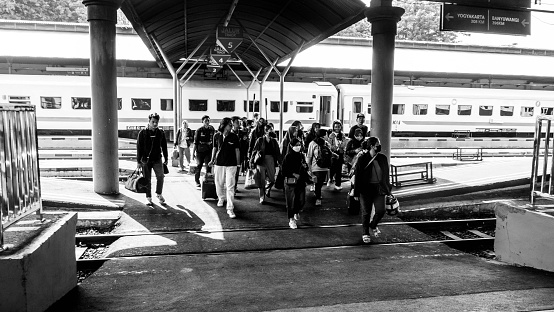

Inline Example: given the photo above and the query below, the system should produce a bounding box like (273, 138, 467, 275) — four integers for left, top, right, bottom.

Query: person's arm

(161, 131, 168, 164)
(353, 155, 363, 198)
(208, 133, 218, 166)
(235, 147, 240, 167)
(348, 127, 355, 139)
(174, 129, 180, 148)
(306, 143, 313, 171)
(193, 128, 200, 156)
(136, 131, 143, 165)
(248, 132, 256, 157)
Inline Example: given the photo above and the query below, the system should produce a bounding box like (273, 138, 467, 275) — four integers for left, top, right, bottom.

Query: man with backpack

(306, 129, 337, 206)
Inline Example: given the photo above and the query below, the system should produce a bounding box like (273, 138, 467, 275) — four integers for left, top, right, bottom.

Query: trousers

(142, 159, 164, 198)
(359, 183, 386, 235)
(214, 165, 237, 210)
(195, 151, 212, 184)
(284, 183, 305, 219)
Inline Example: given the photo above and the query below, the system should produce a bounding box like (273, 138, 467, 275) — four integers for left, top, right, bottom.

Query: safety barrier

(0, 104, 42, 249)
(390, 162, 436, 187)
(530, 115, 554, 204)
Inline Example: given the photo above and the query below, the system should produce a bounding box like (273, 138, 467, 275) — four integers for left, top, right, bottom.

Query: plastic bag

(244, 169, 261, 190)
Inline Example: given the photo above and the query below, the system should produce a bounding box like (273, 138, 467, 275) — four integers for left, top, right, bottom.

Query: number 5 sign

(216, 26, 243, 54)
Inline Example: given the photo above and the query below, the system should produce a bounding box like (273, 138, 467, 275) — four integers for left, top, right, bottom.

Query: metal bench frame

(453, 147, 483, 161)
(390, 162, 437, 187)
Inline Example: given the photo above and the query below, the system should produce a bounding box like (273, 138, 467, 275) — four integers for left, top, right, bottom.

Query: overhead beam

(224, 0, 240, 27)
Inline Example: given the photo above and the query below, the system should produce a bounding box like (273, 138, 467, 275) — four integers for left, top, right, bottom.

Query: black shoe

(196, 182, 201, 188)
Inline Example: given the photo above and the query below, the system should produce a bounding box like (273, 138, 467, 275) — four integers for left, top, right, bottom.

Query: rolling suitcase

(201, 173, 217, 200)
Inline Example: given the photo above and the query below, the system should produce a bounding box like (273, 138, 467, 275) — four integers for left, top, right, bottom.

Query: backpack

(316, 143, 332, 168)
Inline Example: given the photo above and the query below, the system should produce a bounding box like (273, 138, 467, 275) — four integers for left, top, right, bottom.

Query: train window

(367, 103, 371, 114)
(189, 99, 208, 111)
(353, 97, 363, 114)
(40, 97, 61, 109)
(521, 107, 534, 117)
(541, 107, 554, 115)
(8, 96, 31, 105)
(500, 106, 513, 116)
(479, 106, 493, 116)
(435, 105, 450, 115)
(296, 102, 314, 113)
(243, 100, 260, 112)
(131, 98, 151, 110)
(118, 98, 122, 110)
(392, 104, 405, 115)
(457, 105, 472, 116)
(270, 101, 288, 112)
(217, 100, 235, 112)
(413, 104, 428, 115)
(161, 99, 173, 111)
(71, 97, 91, 109)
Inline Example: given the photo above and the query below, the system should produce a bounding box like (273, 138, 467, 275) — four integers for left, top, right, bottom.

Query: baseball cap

(201, 115, 210, 121)
(357, 113, 365, 118)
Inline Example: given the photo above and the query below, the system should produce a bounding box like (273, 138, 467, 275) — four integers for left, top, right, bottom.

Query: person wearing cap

(348, 113, 368, 140)
(136, 113, 168, 206)
(193, 115, 216, 188)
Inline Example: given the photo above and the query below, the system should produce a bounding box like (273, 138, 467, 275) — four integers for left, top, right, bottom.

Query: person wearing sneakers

(209, 117, 240, 218)
(306, 129, 336, 206)
(327, 120, 347, 191)
(353, 137, 392, 244)
(193, 115, 215, 188)
(348, 113, 369, 140)
(136, 113, 168, 206)
(281, 138, 308, 229)
(251, 123, 281, 203)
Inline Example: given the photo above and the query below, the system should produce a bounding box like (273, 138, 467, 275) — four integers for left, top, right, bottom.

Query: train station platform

(41, 156, 554, 311)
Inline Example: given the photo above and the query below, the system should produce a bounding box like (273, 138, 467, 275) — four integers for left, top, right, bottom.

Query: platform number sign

(216, 26, 243, 54)
(210, 46, 231, 66)
(206, 58, 223, 76)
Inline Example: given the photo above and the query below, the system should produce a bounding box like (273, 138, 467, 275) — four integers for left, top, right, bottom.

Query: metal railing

(0, 104, 42, 249)
(530, 115, 554, 205)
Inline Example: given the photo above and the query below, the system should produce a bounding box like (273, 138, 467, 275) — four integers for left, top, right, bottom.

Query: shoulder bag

(125, 167, 148, 193)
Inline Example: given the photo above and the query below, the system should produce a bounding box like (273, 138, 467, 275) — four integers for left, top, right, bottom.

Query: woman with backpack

(306, 129, 336, 206)
(353, 136, 392, 244)
(327, 120, 347, 190)
(251, 123, 281, 203)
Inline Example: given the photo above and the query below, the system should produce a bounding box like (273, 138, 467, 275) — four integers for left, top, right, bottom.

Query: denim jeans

(142, 159, 164, 198)
(284, 183, 305, 219)
(359, 183, 386, 235)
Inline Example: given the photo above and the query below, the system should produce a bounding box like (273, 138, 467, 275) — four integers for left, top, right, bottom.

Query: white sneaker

(145, 197, 153, 206)
(315, 199, 322, 206)
(294, 213, 300, 221)
(156, 194, 165, 204)
(227, 209, 236, 218)
(362, 235, 371, 243)
(289, 219, 297, 229)
(327, 181, 333, 187)
(217, 199, 225, 207)
(334, 185, 343, 191)
(309, 185, 315, 192)
(260, 198, 264, 204)
(372, 227, 381, 237)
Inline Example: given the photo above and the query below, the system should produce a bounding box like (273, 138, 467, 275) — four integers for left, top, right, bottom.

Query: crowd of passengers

(136, 112, 391, 243)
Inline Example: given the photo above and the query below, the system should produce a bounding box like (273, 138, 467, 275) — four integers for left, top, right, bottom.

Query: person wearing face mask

(327, 120, 347, 190)
(251, 123, 281, 203)
(281, 138, 309, 229)
(280, 125, 299, 158)
(193, 115, 215, 188)
(353, 136, 392, 244)
(348, 113, 368, 140)
(248, 117, 267, 162)
(345, 128, 365, 172)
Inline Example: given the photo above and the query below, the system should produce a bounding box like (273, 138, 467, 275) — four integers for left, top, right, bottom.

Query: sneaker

(334, 185, 343, 191)
(294, 213, 300, 221)
(309, 185, 315, 192)
(156, 194, 165, 204)
(259, 198, 265, 204)
(196, 182, 201, 189)
(372, 227, 381, 237)
(315, 199, 322, 206)
(362, 235, 371, 243)
(289, 219, 298, 229)
(217, 199, 225, 207)
(145, 197, 153, 206)
(327, 181, 333, 187)
(227, 209, 236, 219)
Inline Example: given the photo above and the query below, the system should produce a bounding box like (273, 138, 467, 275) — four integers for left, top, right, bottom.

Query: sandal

(362, 235, 371, 244)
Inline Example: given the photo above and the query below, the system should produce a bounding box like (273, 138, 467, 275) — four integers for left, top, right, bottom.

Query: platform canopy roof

(120, 0, 368, 73)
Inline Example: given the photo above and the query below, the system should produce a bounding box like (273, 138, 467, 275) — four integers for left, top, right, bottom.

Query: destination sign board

(210, 46, 231, 66)
(441, 4, 531, 35)
(446, 0, 531, 9)
(216, 26, 243, 53)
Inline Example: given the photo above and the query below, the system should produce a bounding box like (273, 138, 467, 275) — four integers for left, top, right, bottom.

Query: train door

(350, 97, 363, 126)
(319, 96, 332, 127)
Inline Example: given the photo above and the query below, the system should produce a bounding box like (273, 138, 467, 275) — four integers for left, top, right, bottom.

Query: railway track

(76, 218, 496, 273)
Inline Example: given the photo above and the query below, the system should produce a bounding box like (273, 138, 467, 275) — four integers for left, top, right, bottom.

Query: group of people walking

(136, 112, 392, 243)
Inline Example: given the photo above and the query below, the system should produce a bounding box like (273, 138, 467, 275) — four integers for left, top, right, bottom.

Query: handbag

(125, 167, 148, 193)
(244, 169, 261, 190)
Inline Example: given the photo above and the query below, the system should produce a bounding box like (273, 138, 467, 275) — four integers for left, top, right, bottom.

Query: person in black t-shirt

(193, 115, 215, 188)
(251, 123, 281, 203)
(348, 113, 369, 139)
(209, 117, 240, 218)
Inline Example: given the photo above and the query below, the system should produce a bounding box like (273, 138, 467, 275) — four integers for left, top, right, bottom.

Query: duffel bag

(125, 167, 148, 193)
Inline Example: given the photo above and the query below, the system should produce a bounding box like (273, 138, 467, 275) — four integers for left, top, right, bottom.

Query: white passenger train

(2, 74, 554, 137)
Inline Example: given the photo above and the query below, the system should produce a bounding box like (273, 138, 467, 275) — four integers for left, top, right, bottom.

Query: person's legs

(284, 184, 295, 218)
(359, 192, 375, 236)
(142, 163, 152, 198)
(294, 185, 306, 213)
(184, 147, 191, 167)
(213, 165, 226, 203)
(257, 164, 267, 200)
(333, 158, 343, 187)
(152, 160, 164, 195)
(205, 152, 212, 174)
(265, 156, 276, 196)
(369, 194, 386, 230)
(195, 152, 205, 184)
(234, 165, 240, 192)
(314, 171, 327, 200)
(225, 166, 237, 210)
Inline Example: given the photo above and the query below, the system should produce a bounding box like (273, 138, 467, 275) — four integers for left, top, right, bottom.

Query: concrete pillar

(83, 0, 124, 194)
(365, 0, 404, 158)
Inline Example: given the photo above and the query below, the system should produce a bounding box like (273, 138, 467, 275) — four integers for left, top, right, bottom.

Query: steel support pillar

(365, 0, 404, 159)
(83, 0, 123, 194)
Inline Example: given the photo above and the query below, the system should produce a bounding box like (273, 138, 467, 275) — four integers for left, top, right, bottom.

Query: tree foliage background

(336, 0, 461, 43)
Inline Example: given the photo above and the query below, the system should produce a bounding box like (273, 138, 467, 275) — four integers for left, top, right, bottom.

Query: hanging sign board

(206, 58, 223, 75)
(216, 26, 243, 53)
(210, 46, 231, 66)
(441, 4, 531, 35)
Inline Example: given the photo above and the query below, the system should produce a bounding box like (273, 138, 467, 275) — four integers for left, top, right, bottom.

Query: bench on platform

(390, 162, 437, 187)
(453, 147, 483, 161)
(452, 130, 471, 138)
